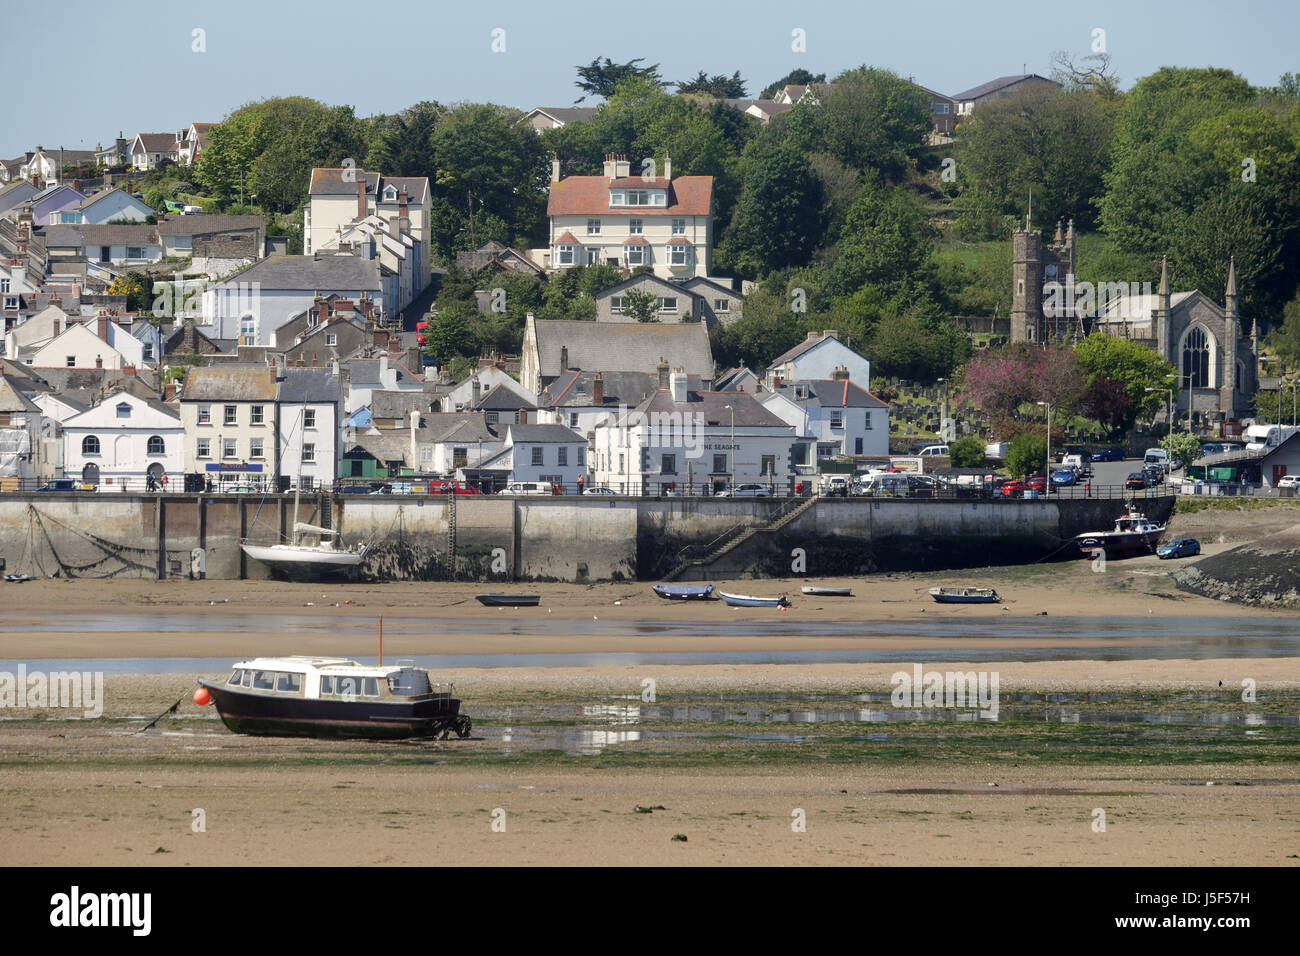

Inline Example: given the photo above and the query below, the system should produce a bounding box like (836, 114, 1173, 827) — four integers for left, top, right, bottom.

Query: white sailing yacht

(241, 398, 368, 579)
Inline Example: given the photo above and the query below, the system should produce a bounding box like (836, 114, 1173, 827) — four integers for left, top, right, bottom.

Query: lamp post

(1035, 401, 1051, 495)
(724, 404, 735, 492)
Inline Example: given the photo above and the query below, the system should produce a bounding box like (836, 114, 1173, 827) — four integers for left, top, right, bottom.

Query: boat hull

(1074, 532, 1162, 556)
(475, 594, 541, 607)
(928, 588, 999, 604)
(800, 586, 852, 596)
(718, 591, 790, 607)
(199, 681, 463, 740)
(652, 584, 715, 601)
(240, 544, 367, 581)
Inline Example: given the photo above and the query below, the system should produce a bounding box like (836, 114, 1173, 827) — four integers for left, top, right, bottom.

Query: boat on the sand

(1074, 511, 1165, 556)
(652, 584, 716, 601)
(197, 656, 470, 740)
(928, 586, 1000, 604)
(800, 585, 852, 596)
(475, 594, 541, 607)
(718, 590, 790, 608)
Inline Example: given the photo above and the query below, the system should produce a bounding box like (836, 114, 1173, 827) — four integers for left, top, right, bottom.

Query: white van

(505, 481, 553, 496)
(181, 205, 204, 215)
(918, 444, 950, 457)
(1143, 448, 1170, 473)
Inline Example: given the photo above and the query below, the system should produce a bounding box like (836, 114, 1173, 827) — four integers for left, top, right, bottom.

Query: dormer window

(383, 185, 398, 202)
(609, 189, 666, 207)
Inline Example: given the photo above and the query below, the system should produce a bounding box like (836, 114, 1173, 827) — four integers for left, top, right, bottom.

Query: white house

(760, 374, 890, 459)
(345, 354, 423, 415)
(130, 133, 180, 172)
(204, 254, 384, 345)
(473, 423, 586, 488)
(441, 367, 534, 413)
(765, 330, 871, 390)
(179, 365, 279, 488)
(277, 367, 343, 490)
(62, 390, 183, 491)
(414, 413, 502, 475)
(21, 315, 144, 370)
(51, 188, 154, 225)
(591, 371, 812, 495)
(542, 154, 715, 280)
(5, 304, 71, 360)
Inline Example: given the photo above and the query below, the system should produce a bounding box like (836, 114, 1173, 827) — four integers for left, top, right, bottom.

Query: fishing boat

(196, 656, 471, 740)
(652, 584, 716, 601)
(1074, 511, 1165, 556)
(475, 594, 541, 607)
(241, 408, 367, 580)
(800, 585, 852, 596)
(928, 586, 1000, 604)
(718, 590, 790, 608)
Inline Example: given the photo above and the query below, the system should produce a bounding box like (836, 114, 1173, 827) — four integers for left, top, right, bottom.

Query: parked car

(1050, 467, 1079, 486)
(1024, 476, 1047, 493)
(1143, 448, 1170, 474)
(821, 475, 850, 497)
(996, 479, 1026, 498)
(1125, 471, 1153, 490)
(1157, 538, 1201, 559)
(35, 479, 93, 492)
(716, 483, 772, 498)
(583, 486, 618, 496)
(918, 444, 950, 458)
(1277, 475, 1300, 489)
(1091, 446, 1126, 462)
(1055, 444, 1087, 463)
(1061, 453, 1092, 476)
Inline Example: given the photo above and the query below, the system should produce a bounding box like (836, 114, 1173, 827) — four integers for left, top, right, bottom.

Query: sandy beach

(1, 558, 1297, 866)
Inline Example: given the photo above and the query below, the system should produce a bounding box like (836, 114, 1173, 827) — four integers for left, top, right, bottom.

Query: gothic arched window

(1182, 326, 1211, 389)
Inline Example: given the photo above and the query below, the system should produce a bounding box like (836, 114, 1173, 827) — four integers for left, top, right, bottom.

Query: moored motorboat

(800, 585, 852, 596)
(718, 590, 790, 608)
(196, 656, 470, 740)
(928, 586, 1000, 604)
(1074, 511, 1165, 556)
(475, 594, 541, 607)
(652, 584, 716, 601)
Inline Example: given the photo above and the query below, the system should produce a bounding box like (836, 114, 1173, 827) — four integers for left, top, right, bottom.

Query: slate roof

(477, 383, 537, 411)
(525, 107, 598, 126)
(416, 413, 498, 444)
(541, 370, 659, 408)
(347, 356, 419, 387)
(0, 375, 40, 413)
(378, 176, 429, 205)
(617, 389, 787, 428)
(181, 365, 277, 402)
(952, 74, 1060, 102)
(531, 319, 713, 379)
(277, 367, 342, 404)
(133, 133, 179, 153)
(215, 255, 381, 292)
(369, 390, 440, 420)
(507, 423, 583, 443)
(347, 433, 409, 463)
(78, 224, 160, 246)
(547, 176, 713, 217)
(773, 380, 888, 409)
(156, 215, 264, 236)
(767, 331, 856, 369)
(309, 168, 380, 196)
(76, 188, 148, 211)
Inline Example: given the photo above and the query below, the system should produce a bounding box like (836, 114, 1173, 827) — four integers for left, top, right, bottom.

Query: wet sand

(1, 561, 1297, 866)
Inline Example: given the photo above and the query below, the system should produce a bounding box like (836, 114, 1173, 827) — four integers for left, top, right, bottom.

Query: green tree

(575, 57, 662, 101)
(826, 181, 934, 298)
(364, 101, 442, 181)
(956, 86, 1116, 230)
(423, 304, 477, 366)
(1161, 432, 1203, 471)
(623, 288, 659, 323)
(1267, 292, 1300, 370)
(722, 139, 826, 276)
(1007, 433, 1048, 478)
(677, 70, 746, 98)
(1074, 333, 1178, 429)
(949, 436, 986, 468)
(760, 69, 827, 100)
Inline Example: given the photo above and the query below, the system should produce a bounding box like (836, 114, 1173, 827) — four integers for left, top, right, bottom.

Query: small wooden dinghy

(928, 586, 999, 604)
(652, 584, 716, 601)
(800, 585, 852, 596)
(475, 594, 541, 607)
(718, 590, 790, 608)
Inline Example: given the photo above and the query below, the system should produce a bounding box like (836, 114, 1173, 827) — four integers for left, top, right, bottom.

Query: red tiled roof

(548, 175, 712, 217)
(622, 236, 649, 245)
(606, 177, 671, 188)
(554, 231, 579, 244)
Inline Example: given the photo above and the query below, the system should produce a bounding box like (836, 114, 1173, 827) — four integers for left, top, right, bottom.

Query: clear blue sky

(4, 0, 1297, 158)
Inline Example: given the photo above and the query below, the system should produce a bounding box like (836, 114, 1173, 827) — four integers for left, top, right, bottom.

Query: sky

(3, 0, 1297, 158)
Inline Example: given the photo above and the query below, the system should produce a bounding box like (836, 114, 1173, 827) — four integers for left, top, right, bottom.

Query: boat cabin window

(228, 669, 243, 685)
(276, 672, 303, 694)
(320, 676, 334, 695)
(240, 670, 252, 687)
(388, 669, 432, 696)
(252, 670, 276, 690)
(363, 677, 379, 698)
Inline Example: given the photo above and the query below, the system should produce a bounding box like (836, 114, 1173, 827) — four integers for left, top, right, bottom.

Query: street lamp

(1035, 401, 1051, 495)
(724, 404, 735, 492)
(1146, 386, 1174, 435)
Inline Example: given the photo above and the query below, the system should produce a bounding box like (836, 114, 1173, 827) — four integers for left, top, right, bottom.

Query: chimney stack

(123, 364, 136, 377)
(95, 354, 103, 369)
(551, 153, 561, 183)
(831, 365, 849, 382)
(663, 154, 671, 180)
(593, 372, 604, 406)
(472, 375, 481, 405)
(657, 356, 669, 389)
(97, 311, 108, 341)
(669, 369, 688, 404)
(560, 345, 569, 371)
(357, 174, 367, 220)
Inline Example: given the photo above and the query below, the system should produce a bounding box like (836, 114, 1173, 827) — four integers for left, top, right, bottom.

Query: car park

(1156, 538, 1201, 559)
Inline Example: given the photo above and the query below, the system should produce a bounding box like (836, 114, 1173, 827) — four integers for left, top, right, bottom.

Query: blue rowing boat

(652, 584, 716, 601)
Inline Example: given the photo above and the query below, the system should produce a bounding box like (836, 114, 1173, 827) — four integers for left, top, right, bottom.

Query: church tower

(1011, 216, 1078, 344)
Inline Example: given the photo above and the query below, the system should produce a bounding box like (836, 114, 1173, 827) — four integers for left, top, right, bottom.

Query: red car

(996, 480, 1026, 498)
(1025, 476, 1047, 493)
(427, 479, 480, 495)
